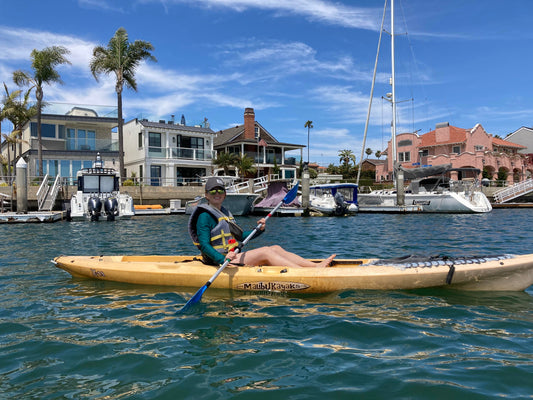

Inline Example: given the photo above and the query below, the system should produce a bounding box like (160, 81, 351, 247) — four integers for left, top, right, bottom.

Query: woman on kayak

(188, 177, 336, 268)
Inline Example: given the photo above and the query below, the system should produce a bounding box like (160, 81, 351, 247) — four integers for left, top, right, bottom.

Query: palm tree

(213, 151, 238, 175)
(13, 46, 71, 178)
(235, 154, 256, 178)
(2, 84, 36, 170)
(304, 120, 313, 164)
(90, 27, 156, 180)
(375, 150, 382, 159)
(365, 148, 373, 159)
(338, 149, 356, 168)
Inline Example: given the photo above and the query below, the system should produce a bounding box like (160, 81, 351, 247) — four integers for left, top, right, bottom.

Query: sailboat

(356, 0, 491, 213)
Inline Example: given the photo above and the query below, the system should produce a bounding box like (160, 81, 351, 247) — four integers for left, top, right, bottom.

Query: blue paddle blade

(283, 182, 299, 204)
(177, 284, 208, 314)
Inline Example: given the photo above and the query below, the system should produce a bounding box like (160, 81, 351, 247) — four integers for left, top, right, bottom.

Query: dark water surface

(1, 210, 532, 399)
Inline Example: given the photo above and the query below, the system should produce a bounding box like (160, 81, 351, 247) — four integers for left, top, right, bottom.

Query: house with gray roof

(214, 108, 304, 180)
(1, 103, 119, 183)
(123, 116, 216, 185)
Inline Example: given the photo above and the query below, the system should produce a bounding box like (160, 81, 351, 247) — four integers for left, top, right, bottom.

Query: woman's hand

(257, 218, 266, 231)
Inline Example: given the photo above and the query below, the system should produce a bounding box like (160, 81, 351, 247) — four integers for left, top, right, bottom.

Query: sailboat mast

(390, 0, 405, 206)
(390, 0, 397, 166)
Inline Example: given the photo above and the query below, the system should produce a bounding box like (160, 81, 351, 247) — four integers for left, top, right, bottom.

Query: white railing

(493, 179, 533, 203)
(36, 174, 50, 210)
(224, 174, 281, 194)
(41, 175, 62, 211)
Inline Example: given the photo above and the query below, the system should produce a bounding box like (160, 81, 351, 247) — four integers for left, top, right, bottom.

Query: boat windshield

(80, 175, 118, 193)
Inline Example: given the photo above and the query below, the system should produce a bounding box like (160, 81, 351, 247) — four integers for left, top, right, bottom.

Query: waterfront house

(0, 104, 119, 183)
(214, 108, 304, 180)
(122, 116, 216, 186)
(375, 122, 531, 184)
(506, 126, 533, 165)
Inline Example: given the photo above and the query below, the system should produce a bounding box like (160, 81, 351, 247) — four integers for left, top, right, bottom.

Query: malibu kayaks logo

(237, 281, 310, 292)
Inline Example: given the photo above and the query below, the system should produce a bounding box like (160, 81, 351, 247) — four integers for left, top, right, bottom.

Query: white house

(123, 117, 216, 186)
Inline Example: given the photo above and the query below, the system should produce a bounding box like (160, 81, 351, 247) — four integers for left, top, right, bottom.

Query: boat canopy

(398, 164, 481, 180)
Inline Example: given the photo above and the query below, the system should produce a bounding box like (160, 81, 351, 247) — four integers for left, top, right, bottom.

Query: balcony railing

(36, 138, 119, 152)
(148, 146, 215, 161)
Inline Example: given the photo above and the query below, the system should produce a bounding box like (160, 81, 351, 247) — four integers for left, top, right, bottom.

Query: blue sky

(1, 0, 532, 166)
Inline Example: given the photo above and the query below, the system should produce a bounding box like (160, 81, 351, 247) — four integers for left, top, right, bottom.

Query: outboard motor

(104, 197, 119, 221)
(88, 196, 102, 221)
(333, 192, 348, 216)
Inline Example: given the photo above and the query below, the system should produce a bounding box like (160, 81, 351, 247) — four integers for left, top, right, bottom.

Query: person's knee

(269, 245, 283, 252)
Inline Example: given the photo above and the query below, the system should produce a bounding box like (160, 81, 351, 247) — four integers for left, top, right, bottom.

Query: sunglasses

(208, 189, 226, 195)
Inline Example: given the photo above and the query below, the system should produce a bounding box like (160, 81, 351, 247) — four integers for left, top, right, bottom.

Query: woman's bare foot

(316, 254, 336, 268)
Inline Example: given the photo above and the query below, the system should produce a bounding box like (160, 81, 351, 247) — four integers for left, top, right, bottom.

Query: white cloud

(137, 0, 382, 30)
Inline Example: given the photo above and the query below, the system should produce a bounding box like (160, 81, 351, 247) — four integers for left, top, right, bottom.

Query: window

(398, 152, 411, 162)
(149, 132, 162, 154)
(138, 132, 143, 148)
(31, 123, 56, 138)
(475, 145, 484, 151)
(150, 165, 161, 186)
(452, 145, 461, 154)
(190, 137, 204, 149)
(398, 139, 412, 147)
(66, 128, 96, 150)
(420, 149, 429, 157)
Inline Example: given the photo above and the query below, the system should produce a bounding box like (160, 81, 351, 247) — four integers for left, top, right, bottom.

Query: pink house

(375, 122, 531, 184)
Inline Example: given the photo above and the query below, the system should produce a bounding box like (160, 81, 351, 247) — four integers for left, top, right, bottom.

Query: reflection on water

(1, 210, 533, 398)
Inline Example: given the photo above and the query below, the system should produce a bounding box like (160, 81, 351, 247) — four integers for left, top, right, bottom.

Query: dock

(0, 211, 67, 223)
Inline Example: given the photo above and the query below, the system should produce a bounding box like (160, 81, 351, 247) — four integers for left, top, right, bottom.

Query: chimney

(244, 108, 255, 140)
(435, 122, 450, 143)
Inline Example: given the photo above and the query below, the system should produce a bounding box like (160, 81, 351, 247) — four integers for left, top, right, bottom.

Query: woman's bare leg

(233, 245, 336, 268)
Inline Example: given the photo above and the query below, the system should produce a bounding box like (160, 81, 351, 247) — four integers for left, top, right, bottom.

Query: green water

(1, 210, 532, 399)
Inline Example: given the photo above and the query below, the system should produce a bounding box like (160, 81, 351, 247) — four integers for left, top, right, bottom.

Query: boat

(185, 192, 258, 216)
(358, 165, 492, 213)
(68, 154, 134, 221)
(252, 180, 304, 215)
(52, 253, 533, 292)
(308, 183, 358, 215)
(184, 176, 259, 216)
(355, 0, 491, 214)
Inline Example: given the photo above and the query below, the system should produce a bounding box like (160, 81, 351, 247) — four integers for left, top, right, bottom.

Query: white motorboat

(184, 176, 259, 216)
(358, 165, 492, 213)
(68, 154, 134, 221)
(309, 183, 358, 215)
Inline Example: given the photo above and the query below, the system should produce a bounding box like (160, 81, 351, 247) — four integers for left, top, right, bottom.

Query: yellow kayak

(52, 253, 533, 292)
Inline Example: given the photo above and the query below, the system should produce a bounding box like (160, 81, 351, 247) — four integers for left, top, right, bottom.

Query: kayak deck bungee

(52, 253, 533, 292)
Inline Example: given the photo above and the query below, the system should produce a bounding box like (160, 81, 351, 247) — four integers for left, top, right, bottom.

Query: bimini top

(398, 164, 481, 180)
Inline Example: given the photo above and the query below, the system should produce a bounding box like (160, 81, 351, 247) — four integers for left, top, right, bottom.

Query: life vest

(188, 204, 243, 260)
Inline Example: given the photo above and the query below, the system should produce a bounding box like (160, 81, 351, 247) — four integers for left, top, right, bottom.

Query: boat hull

(52, 254, 533, 292)
(358, 191, 492, 213)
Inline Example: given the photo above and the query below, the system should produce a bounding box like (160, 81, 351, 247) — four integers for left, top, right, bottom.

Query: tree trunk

(117, 89, 125, 181)
(36, 88, 43, 179)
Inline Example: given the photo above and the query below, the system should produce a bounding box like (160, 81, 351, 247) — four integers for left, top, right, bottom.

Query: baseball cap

(205, 177, 226, 191)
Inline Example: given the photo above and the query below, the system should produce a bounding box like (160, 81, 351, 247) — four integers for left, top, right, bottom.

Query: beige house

(122, 117, 216, 186)
(1, 104, 119, 183)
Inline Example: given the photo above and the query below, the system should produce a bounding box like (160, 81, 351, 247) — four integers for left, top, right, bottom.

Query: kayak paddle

(178, 182, 299, 313)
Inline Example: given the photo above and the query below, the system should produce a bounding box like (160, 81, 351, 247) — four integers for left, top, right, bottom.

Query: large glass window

(149, 132, 162, 154)
(72, 160, 82, 175)
(66, 129, 96, 150)
(150, 165, 162, 186)
(176, 167, 205, 184)
(30, 123, 56, 138)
